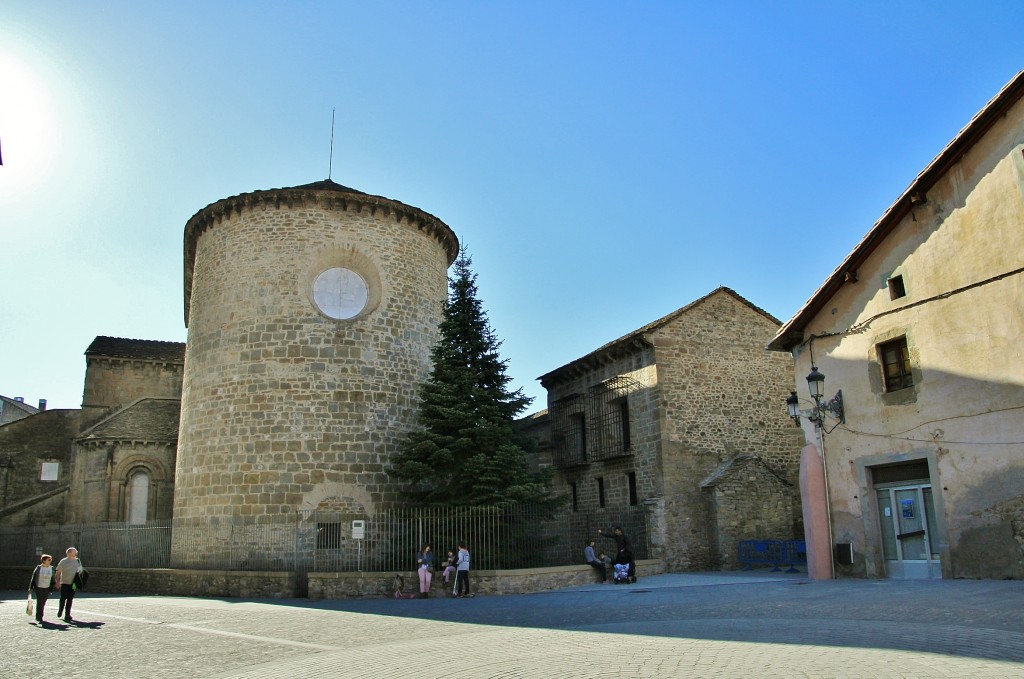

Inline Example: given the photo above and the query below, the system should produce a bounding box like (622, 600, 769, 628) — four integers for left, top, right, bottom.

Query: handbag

(25, 594, 34, 617)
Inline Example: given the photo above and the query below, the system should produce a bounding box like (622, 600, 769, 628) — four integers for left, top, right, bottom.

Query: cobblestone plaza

(5, 572, 1023, 678)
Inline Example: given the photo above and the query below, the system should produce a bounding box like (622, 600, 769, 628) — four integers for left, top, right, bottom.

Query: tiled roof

(538, 287, 779, 385)
(290, 179, 367, 194)
(768, 69, 1024, 352)
(86, 337, 185, 363)
(78, 398, 181, 443)
(182, 178, 460, 326)
(700, 454, 790, 488)
(0, 395, 40, 416)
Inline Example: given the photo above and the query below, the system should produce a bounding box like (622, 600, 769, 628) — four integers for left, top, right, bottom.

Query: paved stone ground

(3, 572, 1024, 678)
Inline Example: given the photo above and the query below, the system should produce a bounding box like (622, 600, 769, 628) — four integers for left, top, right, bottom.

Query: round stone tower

(173, 180, 458, 529)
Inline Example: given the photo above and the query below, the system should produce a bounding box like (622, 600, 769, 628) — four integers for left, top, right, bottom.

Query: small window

(597, 477, 606, 508)
(619, 399, 631, 452)
(572, 413, 587, 462)
(627, 472, 638, 506)
(40, 462, 60, 482)
(316, 522, 342, 549)
(570, 482, 578, 512)
(888, 275, 906, 300)
(879, 337, 913, 392)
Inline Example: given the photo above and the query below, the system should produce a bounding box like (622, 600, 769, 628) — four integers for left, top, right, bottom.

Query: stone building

(537, 287, 803, 570)
(173, 179, 459, 539)
(768, 70, 1024, 580)
(2, 178, 459, 555)
(0, 337, 184, 526)
(0, 395, 43, 426)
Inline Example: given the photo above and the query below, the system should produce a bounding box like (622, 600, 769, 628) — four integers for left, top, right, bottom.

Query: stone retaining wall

(1, 567, 295, 599)
(1, 559, 665, 600)
(310, 559, 666, 599)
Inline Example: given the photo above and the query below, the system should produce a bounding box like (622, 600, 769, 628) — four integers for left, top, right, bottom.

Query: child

(392, 573, 418, 599)
(454, 541, 472, 598)
(441, 550, 457, 587)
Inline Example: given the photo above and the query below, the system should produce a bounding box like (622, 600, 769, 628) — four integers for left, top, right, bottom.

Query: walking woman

(55, 547, 83, 622)
(416, 543, 434, 598)
(27, 554, 55, 623)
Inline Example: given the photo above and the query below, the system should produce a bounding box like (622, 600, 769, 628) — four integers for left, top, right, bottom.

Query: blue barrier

(738, 539, 806, 573)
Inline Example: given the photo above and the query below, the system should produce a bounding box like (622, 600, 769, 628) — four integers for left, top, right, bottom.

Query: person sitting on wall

(584, 539, 608, 583)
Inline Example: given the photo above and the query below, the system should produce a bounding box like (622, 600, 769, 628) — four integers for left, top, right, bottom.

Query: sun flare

(0, 50, 62, 196)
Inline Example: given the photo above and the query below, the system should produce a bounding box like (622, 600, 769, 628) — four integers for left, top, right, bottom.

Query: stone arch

(111, 453, 168, 483)
(302, 480, 374, 515)
(300, 244, 384, 322)
(111, 453, 168, 523)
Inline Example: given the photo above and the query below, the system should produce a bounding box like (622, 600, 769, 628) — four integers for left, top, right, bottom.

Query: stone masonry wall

(67, 441, 176, 523)
(703, 458, 801, 570)
(545, 350, 663, 554)
(0, 410, 80, 525)
(82, 358, 183, 416)
(1, 560, 666, 599)
(173, 191, 451, 547)
(653, 292, 803, 570)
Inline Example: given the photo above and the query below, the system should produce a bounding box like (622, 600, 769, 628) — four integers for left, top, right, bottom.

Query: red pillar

(799, 442, 833, 579)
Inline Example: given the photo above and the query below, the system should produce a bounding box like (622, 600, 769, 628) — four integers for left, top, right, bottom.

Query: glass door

(876, 484, 940, 578)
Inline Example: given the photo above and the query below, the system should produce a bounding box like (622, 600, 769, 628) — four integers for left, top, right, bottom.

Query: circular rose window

(312, 267, 369, 320)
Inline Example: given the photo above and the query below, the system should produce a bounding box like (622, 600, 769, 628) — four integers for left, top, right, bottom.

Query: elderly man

(54, 547, 83, 622)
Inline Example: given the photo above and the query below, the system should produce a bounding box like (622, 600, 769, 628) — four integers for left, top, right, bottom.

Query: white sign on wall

(40, 462, 59, 481)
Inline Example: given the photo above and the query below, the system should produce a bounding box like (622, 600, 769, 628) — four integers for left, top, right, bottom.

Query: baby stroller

(612, 563, 630, 583)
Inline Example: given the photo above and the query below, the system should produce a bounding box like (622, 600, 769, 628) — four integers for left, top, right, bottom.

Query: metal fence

(0, 520, 173, 569)
(0, 504, 650, 575)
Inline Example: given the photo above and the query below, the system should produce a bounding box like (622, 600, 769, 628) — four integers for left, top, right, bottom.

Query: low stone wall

(1, 567, 295, 599)
(309, 559, 666, 599)
(2, 559, 666, 600)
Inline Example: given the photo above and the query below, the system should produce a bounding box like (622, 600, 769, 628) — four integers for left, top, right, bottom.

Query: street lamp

(787, 364, 845, 580)
(788, 366, 845, 431)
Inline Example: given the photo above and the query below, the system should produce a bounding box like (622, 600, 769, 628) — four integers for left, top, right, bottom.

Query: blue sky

(2, 1, 1023, 412)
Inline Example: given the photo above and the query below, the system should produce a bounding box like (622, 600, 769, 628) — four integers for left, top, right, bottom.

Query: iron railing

(0, 504, 650, 574)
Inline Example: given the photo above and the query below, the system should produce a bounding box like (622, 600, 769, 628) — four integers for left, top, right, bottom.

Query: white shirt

(36, 565, 53, 588)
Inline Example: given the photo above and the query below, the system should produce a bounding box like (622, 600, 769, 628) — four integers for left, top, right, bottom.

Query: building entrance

(875, 483, 941, 578)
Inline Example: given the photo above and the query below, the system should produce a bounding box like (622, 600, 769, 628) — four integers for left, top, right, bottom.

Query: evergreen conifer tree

(390, 247, 555, 507)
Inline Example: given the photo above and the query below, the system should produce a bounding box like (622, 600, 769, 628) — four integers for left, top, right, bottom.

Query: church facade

(0, 336, 184, 526)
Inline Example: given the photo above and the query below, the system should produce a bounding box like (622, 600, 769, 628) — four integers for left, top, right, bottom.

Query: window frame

(887, 275, 906, 300)
(316, 522, 343, 550)
(878, 336, 914, 392)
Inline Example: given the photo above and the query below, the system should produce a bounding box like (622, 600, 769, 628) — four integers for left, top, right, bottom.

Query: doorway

(875, 483, 941, 578)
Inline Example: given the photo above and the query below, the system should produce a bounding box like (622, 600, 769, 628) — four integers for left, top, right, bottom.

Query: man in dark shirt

(598, 526, 636, 583)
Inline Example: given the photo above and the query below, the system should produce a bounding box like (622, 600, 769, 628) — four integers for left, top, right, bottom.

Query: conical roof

(182, 179, 459, 326)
